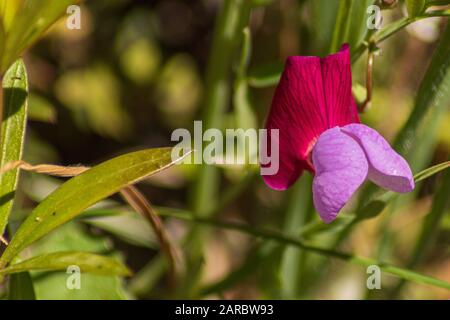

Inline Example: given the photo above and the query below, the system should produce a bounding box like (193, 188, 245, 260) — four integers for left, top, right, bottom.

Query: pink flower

(261, 44, 414, 223)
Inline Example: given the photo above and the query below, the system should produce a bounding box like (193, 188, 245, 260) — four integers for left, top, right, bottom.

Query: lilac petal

(341, 124, 415, 193)
(312, 127, 369, 223)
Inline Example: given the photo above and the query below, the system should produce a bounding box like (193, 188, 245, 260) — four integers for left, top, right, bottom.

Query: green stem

(182, 1, 251, 297)
(352, 11, 449, 63)
(157, 209, 450, 291)
(191, 0, 251, 218)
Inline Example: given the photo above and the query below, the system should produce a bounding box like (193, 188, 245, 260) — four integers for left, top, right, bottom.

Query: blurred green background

(2, 0, 448, 299)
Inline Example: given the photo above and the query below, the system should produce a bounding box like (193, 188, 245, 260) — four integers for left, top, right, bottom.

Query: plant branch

(156, 209, 450, 291)
(352, 11, 449, 63)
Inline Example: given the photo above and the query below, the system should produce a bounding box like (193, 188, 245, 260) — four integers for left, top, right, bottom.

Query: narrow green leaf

(8, 272, 35, 300)
(426, 0, 450, 6)
(0, 20, 5, 65)
(299, 215, 354, 238)
(347, 0, 374, 51)
(83, 211, 157, 249)
(413, 161, 450, 183)
(0, 0, 23, 31)
(309, 0, 340, 56)
(357, 161, 450, 221)
(0, 147, 190, 267)
(1, 0, 79, 73)
(406, 0, 426, 18)
(330, 0, 352, 53)
(394, 24, 450, 156)
(279, 175, 313, 299)
(0, 59, 28, 236)
(0, 251, 131, 276)
(31, 221, 127, 299)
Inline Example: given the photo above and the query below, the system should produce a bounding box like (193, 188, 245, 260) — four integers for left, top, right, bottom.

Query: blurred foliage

(0, 0, 448, 300)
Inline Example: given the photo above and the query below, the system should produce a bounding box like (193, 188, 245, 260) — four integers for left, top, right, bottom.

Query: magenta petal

(312, 127, 368, 223)
(321, 44, 360, 127)
(341, 124, 415, 193)
(262, 56, 328, 189)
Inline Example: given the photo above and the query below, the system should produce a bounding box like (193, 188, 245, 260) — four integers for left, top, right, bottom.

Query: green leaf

(83, 211, 157, 249)
(356, 161, 450, 221)
(0, 59, 28, 236)
(329, 0, 373, 53)
(330, 0, 352, 53)
(8, 272, 35, 300)
(406, 0, 426, 18)
(30, 221, 128, 300)
(394, 24, 450, 157)
(0, 147, 189, 267)
(0, 0, 23, 31)
(309, 0, 340, 56)
(426, 0, 450, 6)
(413, 161, 450, 183)
(279, 175, 313, 299)
(347, 0, 374, 51)
(1, 0, 79, 73)
(0, 252, 131, 276)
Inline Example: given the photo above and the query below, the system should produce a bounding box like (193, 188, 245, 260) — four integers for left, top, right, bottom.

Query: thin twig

(0, 160, 178, 284)
(119, 185, 178, 287)
(0, 160, 89, 176)
(155, 210, 450, 291)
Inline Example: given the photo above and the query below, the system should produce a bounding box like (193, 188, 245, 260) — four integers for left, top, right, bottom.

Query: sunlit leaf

(0, 147, 190, 267)
(1, 0, 79, 73)
(0, 252, 131, 276)
(0, 60, 28, 236)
